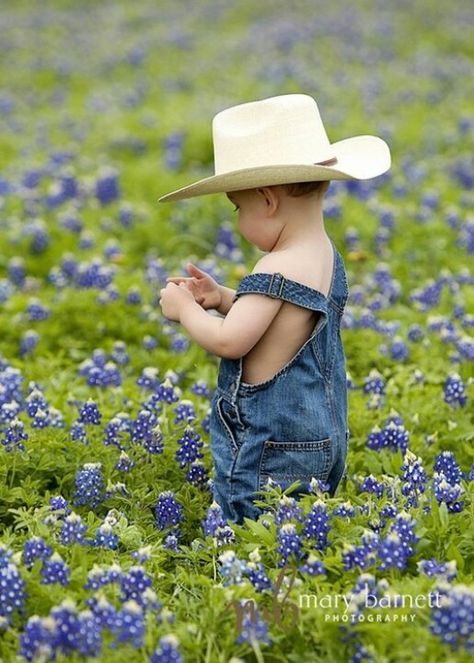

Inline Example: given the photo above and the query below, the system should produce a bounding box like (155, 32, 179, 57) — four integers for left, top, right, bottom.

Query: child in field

(158, 94, 390, 524)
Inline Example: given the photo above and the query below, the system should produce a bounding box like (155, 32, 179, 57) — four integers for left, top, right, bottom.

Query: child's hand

(159, 282, 195, 322)
(165, 263, 222, 310)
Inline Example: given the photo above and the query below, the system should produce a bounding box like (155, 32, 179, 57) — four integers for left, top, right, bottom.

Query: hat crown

(212, 94, 334, 175)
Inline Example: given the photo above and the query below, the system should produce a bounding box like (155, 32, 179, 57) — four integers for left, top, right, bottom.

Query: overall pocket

(258, 437, 332, 494)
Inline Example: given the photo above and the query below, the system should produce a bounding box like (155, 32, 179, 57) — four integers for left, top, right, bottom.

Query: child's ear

(257, 187, 279, 216)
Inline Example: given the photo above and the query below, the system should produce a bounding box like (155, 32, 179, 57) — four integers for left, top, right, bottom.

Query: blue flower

(0, 557, 27, 626)
(277, 523, 304, 567)
(175, 426, 203, 467)
(234, 602, 271, 646)
(430, 584, 474, 651)
(302, 499, 331, 551)
(40, 553, 70, 586)
(78, 398, 102, 425)
(275, 495, 304, 525)
(443, 373, 467, 408)
(22, 536, 53, 569)
(155, 491, 183, 531)
(218, 550, 248, 586)
(150, 634, 184, 663)
(73, 463, 105, 510)
(58, 513, 88, 545)
(112, 600, 145, 649)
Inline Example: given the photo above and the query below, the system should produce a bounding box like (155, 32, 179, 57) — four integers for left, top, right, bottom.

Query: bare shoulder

(251, 251, 294, 275)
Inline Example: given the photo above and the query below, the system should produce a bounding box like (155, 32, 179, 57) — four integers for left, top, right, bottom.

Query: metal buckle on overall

(267, 272, 285, 298)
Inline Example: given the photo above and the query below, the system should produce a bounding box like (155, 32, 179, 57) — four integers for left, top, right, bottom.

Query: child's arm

(159, 282, 282, 359)
(166, 263, 235, 316)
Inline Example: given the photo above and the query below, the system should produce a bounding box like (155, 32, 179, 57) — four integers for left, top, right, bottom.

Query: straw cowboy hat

(158, 93, 391, 202)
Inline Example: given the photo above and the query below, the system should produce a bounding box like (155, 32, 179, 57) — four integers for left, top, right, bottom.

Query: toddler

(158, 94, 390, 524)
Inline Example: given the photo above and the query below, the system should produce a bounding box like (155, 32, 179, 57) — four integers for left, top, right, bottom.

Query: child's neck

(270, 195, 328, 252)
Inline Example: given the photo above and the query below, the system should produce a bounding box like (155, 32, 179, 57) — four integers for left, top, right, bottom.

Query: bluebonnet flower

(367, 418, 409, 454)
(246, 562, 274, 591)
(377, 532, 408, 571)
(277, 523, 304, 567)
(70, 420, 89, 444)
(22, 536, 53, 569)
(76, 609, 103, 657)
(0, 556, 27, 625)
(1, 417, 28, 451)
(174, 400, 196, 424)
(400, 450, 427, 505)
(8, 256, 26, 285)
(443, 373, 467, 407)
(26, 386, 49, 417)
(214, 222, 243, 262)
(164, 533, 180, 551)
(275, 495, 304, 525)
(235, 602, 271, 646)
(218, 550, 248, 586)
(48, 494, 71, 517)
(91, 523, 119, 550)
(126, 286, 142, 305)
(84, 563, 123, 590)
(78, 398, 102, 425)
(115, 451, 134, 471)
(201, 410, 211, 434)
(185, 460, 209, 487)
(95, 167, 120, 206)
(49, 600, 81, 656)
(111, 340, 129, 365)
(136, 367, 160, 391)
(156, 378, 181, 403)
(103, 413, 130, 449)
(20, 330, 40, 357)
(41, 552, 70, 586)
(433, 451, 462, 484)
(150, 634, 184, 663)
(175, 426, 203, 467)
(299, 553, 326, 576)
(1, 399, 22, 425)
(191, 380, 211, 398)
(418, 558, 457, 582)
(112, 600, 145, 649)
(202, 501, 228, 535)
(333, 501, 356, 518)
(18, 615, 56, 662)
(86, 594, 118, 630)
(433, 472, 465, 513)
(131, 546, 152, 564)
(73, 463, 105, 510)
(155, 491, 183, 532)
(302, 500, 331, 551)
(58, 513, 88, 545)
(358, 475, 384, 498)
(120, 566, 153, 606)
(131, 408, 158, 444)
(429, 583, 474, 651)
(26, 298, 50, 321)
(342, 531, 379, 572)
(363, 369, 385, 395)
(143, 335, 158, 350)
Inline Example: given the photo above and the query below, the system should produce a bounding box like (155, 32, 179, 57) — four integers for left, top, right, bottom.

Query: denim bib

(210, 238, 350, 524)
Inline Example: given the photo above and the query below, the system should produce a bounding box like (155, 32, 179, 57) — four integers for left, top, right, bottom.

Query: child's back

(239, 230, 335, 384)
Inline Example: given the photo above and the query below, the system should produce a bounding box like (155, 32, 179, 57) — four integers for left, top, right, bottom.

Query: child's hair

(281, 181, 330, 198)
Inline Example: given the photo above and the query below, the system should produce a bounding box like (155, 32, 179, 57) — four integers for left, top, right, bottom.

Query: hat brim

(158, 134, 390, 202)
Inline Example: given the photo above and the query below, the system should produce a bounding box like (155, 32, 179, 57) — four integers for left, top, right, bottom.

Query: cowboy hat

(158, 93, 391, 202)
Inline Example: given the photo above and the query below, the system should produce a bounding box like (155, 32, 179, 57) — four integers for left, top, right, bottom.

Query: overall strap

(233, 271, 329, 314)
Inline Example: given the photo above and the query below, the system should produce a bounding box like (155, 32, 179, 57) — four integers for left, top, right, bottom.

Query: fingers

(186, 263, 207, 278)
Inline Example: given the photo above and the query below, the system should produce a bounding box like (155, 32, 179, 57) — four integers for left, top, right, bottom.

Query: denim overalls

(209, 238, 350, 524)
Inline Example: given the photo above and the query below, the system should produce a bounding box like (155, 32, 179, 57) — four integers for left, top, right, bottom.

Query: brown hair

(281, 181, 330, 198)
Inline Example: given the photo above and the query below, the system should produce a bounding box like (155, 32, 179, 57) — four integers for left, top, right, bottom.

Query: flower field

(0, 1, 473, 661)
